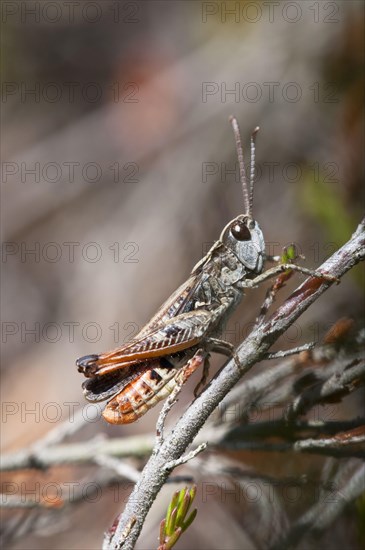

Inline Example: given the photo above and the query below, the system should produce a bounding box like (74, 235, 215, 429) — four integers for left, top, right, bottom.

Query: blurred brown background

(1, 1, 364, 549)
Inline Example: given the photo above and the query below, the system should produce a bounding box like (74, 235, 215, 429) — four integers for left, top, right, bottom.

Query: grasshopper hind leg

(193, 338, 243, 397)
(206, 337, 241, 370)
(193, 354, 211, 397)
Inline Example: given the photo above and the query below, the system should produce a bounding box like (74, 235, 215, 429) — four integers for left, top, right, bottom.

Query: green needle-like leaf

(182, 508, 197, 532)
(165, 527, 182, 550)
(175, 491, 190, 526)
(159, 518, 166, 545)
(167, 507, 178, 537)
(189, 485, 197, 502)
(176, 487, 186, 510)
(165, 491, 179, 535)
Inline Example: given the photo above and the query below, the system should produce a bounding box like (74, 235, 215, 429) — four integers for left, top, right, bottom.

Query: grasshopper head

(220, 117, 265, 273)
(220, 215, 265, 273)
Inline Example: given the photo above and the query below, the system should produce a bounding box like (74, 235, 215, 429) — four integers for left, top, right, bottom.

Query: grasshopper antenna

(229, 116, 250, 217)
(249, 126, 260, 217)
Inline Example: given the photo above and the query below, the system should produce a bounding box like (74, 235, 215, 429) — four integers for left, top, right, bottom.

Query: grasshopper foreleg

(241, 264, 338, 288)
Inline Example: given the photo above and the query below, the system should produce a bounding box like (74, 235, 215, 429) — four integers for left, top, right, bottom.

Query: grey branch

(94, 455, 140, 483)
(263, 342, 315, 359)
(218, 433, 365, 459)
(269, 461, 365, 549)
(286, 359, 365, 421)
(0, 495, 50, 509)
(0, 433, 155, 471)
(106, 219, 365, 550)
(164, 442, 208, 471)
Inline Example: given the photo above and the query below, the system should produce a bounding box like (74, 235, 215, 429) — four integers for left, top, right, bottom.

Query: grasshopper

(77, 117, 334, 424)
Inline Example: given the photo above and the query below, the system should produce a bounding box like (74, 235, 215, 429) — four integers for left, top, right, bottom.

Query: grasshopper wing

(77, 309, 212, 377)
(142, 274, 208, 331)
(82, 365, 145, 402)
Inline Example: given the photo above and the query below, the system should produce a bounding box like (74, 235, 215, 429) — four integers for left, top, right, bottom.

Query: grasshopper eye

(231, 220, 251, 241)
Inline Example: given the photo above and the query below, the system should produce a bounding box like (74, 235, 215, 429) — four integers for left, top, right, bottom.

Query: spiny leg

(193, 354, 211, 397)
(193, 338, 244, 396)
(242, 264, 338, 289)
(255, 266, 293, 326)
(188, 338, 242, 397)
(205, 337, 242, 370)
(254, 247, 311, 325)
(176, 349, 208, 385)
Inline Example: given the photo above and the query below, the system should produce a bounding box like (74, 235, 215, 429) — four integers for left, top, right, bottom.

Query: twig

(0, 434, 155, 471)
(106, 219, 365, 549)
(0, 494, 62, 509)
(286, 360, 365, 421)
(94, 456, 140, 483)
(217, 349, 364, 428)
(0, 467, 130, 513)
(218, 431, 365, 459)
(269, 461, 365, 549)
(221, 419, 365, 441)
(294, 427, 365, 451)
(164, 443, 208, 471)
(263, 342, 315, 360)
(30, 407, 88, 453)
